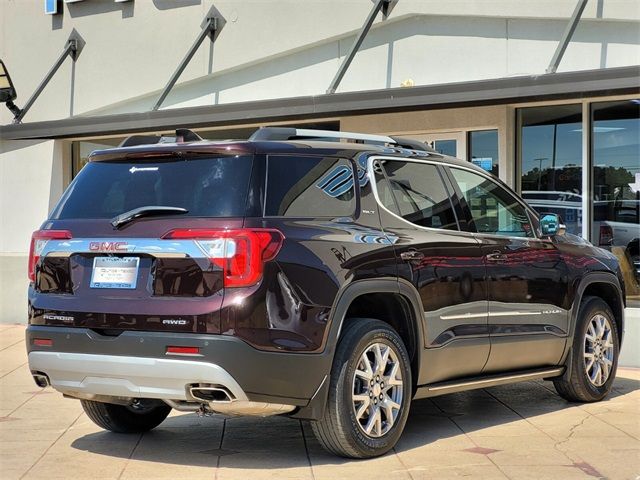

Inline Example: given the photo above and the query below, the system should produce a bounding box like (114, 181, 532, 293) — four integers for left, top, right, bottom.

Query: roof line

(1, 65, 638, 141)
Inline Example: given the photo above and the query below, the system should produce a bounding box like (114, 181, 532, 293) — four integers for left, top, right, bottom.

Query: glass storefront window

(468, 129, 499, 176)
(518, 104, 582, 235)
(433, 139, 457, 157)
(592, 100, 640, 287)
(72, 139, 123, 177)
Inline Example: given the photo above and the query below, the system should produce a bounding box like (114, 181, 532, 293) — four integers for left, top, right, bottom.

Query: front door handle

(486, 250, 508, 262)
(400, 250, 425, 262)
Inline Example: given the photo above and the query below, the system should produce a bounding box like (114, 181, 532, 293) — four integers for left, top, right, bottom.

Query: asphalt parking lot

(1, 324, 639, 480)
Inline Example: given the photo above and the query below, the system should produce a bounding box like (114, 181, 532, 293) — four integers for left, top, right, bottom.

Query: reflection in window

(379, 161, 458, 230)
(265, 156, 355, 217)
(591, 100, 640, 273)
(518, 105, 582, 235)
(452, 168, 533, 238)
(468, 129, 499, 177)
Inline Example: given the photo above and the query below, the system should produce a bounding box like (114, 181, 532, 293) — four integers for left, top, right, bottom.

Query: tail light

(162, 228, 284, 287)
(599, 225, 613, 246)
(28, 230, 73, 282)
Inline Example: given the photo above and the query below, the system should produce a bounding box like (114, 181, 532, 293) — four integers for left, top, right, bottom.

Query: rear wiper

(111, 206, 188, 229)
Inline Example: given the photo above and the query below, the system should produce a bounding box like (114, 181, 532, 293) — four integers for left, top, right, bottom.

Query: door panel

(372, 159, 489, 385)
(448, 167, 570, 372)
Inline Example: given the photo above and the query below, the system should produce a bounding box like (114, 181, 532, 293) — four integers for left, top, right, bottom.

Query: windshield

(52, 155, 253, 219)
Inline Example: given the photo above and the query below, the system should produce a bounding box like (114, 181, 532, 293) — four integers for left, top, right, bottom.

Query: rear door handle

(400, 250, 425, 262)
(486, 250, 508, 262)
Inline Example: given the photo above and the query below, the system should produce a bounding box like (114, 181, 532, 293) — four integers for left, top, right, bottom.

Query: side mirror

(0, 60, 17, 103)
(540, 213, 567, 237)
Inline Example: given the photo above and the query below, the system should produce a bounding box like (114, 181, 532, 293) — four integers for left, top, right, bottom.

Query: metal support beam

(546, 0, 589, 74)
(14, 29, 85, 123)
(152, 5, 225, 111)
(326, 0, 396, 94)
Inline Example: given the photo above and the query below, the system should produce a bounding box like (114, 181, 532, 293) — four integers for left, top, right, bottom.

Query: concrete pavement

(1, 324, 639, 480)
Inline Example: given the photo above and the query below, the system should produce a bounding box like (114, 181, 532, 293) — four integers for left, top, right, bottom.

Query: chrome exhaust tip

(189, 385, 234, 403)
(32, 373, 50, 388)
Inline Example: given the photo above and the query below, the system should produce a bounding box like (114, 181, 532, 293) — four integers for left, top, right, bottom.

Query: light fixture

(0, 60, 22, 118)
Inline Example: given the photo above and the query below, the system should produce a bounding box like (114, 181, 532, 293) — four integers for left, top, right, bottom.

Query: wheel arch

(562, 272, 625, 370)
(327, 278, 426, 387)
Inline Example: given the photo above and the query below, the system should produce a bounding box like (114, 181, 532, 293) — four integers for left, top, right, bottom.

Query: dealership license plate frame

(90, 256, 140, 289)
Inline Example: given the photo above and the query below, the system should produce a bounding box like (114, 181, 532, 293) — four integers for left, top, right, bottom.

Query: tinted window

(451, 168, 533, 237)
(266, 156, 355, 217)
(53, 156, 253, 219)
(379, 160, 458, 230)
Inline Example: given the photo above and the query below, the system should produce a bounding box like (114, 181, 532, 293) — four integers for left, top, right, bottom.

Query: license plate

(90, 257, 139, 289)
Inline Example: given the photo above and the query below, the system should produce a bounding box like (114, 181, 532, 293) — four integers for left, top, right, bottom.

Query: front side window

(451, 168, 534, 238)
(265, 156, 355, 217)
(377, 160, 458, 230)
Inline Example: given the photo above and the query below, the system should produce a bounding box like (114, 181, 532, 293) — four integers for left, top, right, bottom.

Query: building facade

(1, 0, 639, 324)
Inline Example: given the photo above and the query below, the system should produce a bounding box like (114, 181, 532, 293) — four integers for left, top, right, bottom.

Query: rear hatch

(29, 152, 258, 334)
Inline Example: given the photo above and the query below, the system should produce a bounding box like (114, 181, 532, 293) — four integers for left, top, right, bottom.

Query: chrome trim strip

(438, 312, 487, 320)
(426, 368, 564, 393)
(40, 238, 204, 260)
(368, 155, 542, 242)
(437, 311, 545, 320)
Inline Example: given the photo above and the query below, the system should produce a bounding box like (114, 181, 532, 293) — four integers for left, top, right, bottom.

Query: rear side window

(265, 156, 355, 217)
(378, 160, 458, 230)
(52, 156, 253, 219)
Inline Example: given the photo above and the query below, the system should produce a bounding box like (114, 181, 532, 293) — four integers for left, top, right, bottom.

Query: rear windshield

(52, 156, 253, 219)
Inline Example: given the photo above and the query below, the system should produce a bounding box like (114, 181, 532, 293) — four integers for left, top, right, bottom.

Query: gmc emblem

(89, 241, 129, 252)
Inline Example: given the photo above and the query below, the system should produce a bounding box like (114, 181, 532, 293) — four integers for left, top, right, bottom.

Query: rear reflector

(33, 338, 53, 347)
(166, 346, 200, 355)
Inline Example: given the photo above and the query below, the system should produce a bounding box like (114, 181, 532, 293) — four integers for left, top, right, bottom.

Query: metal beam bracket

(152, 5, 226, 111)
(13, 29, 85, 124)
(546, 0, 588, 74)
(326, 0, 396, 94)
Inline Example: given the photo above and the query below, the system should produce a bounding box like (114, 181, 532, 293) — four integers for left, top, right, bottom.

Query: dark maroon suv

(26, 127, 625, 458)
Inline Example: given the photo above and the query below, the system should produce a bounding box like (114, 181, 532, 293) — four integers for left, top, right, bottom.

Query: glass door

(408, 132, 466, 160)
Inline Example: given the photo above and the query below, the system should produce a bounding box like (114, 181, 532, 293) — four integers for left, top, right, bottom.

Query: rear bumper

(28, 351, 246, 401)
(26, 326, 332, 411)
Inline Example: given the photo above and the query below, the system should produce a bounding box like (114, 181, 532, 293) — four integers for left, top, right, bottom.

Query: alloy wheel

(584, 314, 615, 387)
(352, 342, 404, 438)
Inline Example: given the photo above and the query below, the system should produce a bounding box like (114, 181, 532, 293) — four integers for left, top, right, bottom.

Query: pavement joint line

(536, 378, 640, 442)
(299, 420, 317, 480)
(428, 397, 512, 480)
(1, 361, 28, 379)
(117, 431, 144, 480)
(18, 410, 85, 480)
(7, 388, 45, 418)
(213, 417, 226, 480)
(391, 446, 415, 480)
(481, 386, 583, 465)
(0, 339, 25, 352)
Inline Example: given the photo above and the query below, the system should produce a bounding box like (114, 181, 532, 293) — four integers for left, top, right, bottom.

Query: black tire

(81, 399, 171, 433)
(553, 296, 620, 403)
(311, 318, 412, 458)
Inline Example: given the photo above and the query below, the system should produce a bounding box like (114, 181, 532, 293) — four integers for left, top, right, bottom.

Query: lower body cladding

(26, 326, 331, 418)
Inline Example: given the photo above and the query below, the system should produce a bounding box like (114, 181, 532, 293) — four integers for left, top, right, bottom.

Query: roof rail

(249, 127, 435, 152)
(119, 128, 203, 147)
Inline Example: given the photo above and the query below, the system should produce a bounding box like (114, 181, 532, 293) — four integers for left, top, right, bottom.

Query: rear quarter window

(265, 155, 356, 217)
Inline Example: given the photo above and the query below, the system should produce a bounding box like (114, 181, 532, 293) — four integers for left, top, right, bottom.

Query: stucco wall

(1, 0, 638, 123)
